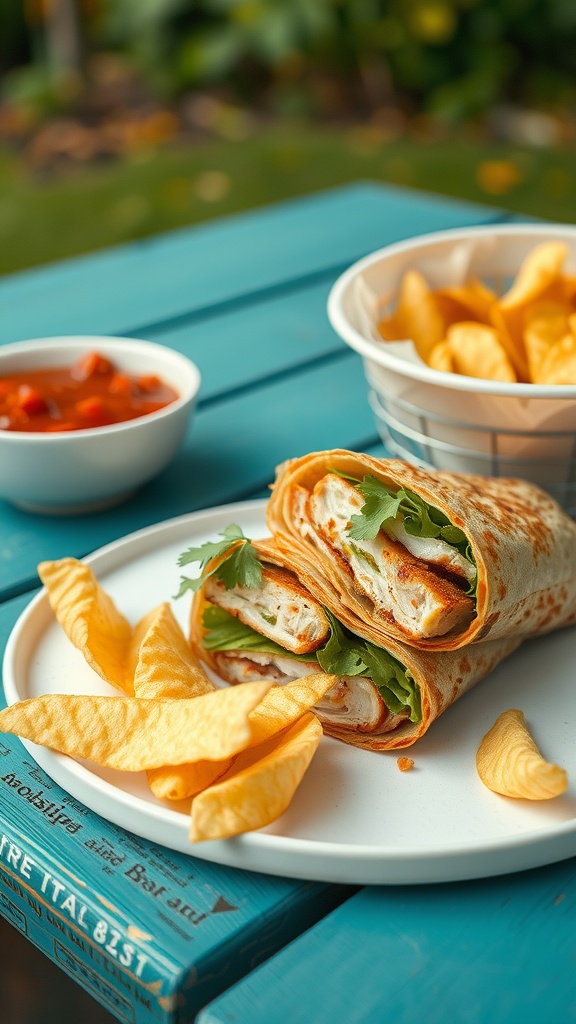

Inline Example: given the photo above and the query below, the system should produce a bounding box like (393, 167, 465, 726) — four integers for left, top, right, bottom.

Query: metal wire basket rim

(371, 394, 576, 466)
(376, 423, 576, 513)
(368, 387, 576, 440)
(328, 222, 576, 399)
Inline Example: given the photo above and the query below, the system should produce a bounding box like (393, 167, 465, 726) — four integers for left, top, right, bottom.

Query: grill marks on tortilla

(300, 474, 475, 641)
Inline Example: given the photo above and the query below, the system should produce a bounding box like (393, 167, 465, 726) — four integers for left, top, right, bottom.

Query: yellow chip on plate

(0, 681, 271, 770)
(38, 558, 134, 694)
(189, 712, 323, 841)
(148, 673, 337, 802)
(476, 709, 567, 799)
(132, 602, 215, 700)
(447, 322, 517, 382)
(147, 756, 234, 802)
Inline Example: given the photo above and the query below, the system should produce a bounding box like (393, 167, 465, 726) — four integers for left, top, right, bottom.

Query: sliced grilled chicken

(294, 473, 474, 640)
(211, 650, 406, 733)
(204, 560, 330, 655)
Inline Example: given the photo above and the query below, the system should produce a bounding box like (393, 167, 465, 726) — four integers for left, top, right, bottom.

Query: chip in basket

(377, 240, 576, 385)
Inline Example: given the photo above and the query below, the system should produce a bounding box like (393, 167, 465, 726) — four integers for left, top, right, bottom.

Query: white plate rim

(3, 499, 576, 886)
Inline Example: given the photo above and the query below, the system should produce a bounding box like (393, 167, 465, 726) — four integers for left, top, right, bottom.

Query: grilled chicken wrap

(186, 538, 520, 750)
(265, 449, 576, 651)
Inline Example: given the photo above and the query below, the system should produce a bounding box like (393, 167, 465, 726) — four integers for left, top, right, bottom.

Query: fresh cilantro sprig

(174, 524, 263, 599)
(331, 469, 473, 564)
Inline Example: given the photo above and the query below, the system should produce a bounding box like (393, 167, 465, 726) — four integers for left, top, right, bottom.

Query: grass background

(1, 123, 575, 276)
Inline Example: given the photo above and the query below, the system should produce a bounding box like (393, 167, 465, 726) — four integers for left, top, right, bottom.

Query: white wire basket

(369, 387, 576, 514)
(328, 223, 576, 515)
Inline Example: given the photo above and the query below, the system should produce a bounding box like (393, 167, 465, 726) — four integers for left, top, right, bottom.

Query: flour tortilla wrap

(189, 538, 520, 750)
(266, 449, 576, 652)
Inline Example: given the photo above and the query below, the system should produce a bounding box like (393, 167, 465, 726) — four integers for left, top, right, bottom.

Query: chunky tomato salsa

(0, 351, 179, 432)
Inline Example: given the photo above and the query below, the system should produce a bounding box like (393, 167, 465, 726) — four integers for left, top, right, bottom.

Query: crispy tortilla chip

(427, 339, 453, 373)
(38, 558, 134, 694)
(132, 603, 214, 700)
(447, 322, 517, 382)
(0, 681, 271, 770)
(130, 602, 219, 801)
(149, 673, 337, 801)
(499, 241, 568, 310)
(476, 709, 567, 799)
(523, 301, 572, 383)
(537, 332, 576, 385)
(148, 757, 234, 801)
(248, 673, 336, 744)
(189, 713, 322, 841)
(383, 269, 445, 361)
(435, 279, 496, 326)
(488, 305, 530, 381)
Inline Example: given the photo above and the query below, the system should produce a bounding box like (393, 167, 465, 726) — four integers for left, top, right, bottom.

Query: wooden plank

(142, 277, 342, 401)
(198, 860, 576, 1024)
(0, 184, 504, 344)
(0, 353, 381, 598)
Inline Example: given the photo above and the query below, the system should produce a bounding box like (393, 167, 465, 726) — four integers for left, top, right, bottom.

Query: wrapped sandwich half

(266, 449, 576, 651)
(181, 534, 520, 750)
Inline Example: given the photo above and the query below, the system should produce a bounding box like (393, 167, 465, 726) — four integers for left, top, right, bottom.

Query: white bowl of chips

(0, 336, 200, 514)
(328, 224, 576, 513)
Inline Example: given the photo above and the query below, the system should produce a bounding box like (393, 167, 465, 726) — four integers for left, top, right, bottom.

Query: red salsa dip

(0, 351, 179, 432)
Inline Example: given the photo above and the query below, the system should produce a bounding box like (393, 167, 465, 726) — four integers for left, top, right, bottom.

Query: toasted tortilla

(266, 449, 576, 651)
(190, 539, 520, 750)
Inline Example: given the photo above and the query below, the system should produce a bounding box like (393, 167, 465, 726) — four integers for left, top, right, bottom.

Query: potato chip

(38, 558, 134, 694)
(148, 757, 234, 802)
(476, 709, 567, 800)
(148, 673, 337, 801)
(435, 278, 497, 325)
(380, 269, 445, 361)
(523, 301, 572, 383)
(499, 241, 568, 310)
(129, 602, 220, 799)
(0, 681, 271, 770)
(563, 276, 576, 304)
(537, 332, 576, 385)
(447, 322, 517, 382)
(189, 712, 322, 841)
(132, 602, 215, 700)
(247, 673, 336, 744)
(427, 340, 453, 373)
(488, 305, 530, 381)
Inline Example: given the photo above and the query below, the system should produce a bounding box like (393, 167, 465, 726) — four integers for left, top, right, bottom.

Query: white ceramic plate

(3, 501, 576, 886)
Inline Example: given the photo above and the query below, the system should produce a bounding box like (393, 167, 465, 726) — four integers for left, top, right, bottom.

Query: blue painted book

(0, 701, 348, 1023)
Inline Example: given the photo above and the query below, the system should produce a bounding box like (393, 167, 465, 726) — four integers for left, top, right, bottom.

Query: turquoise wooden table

(0, 182, 574, 1024)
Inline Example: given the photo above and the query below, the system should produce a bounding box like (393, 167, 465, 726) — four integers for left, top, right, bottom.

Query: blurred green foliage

(3, 0, 576, 121)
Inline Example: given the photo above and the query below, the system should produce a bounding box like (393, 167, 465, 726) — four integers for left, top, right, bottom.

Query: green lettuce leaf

(202, 605, 314, 661)
(202, 604, 421, 723)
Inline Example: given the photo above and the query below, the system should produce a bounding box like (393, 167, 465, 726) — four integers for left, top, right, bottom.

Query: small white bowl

(0, 336, 200, 514)
(328, 223, 576, 513)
